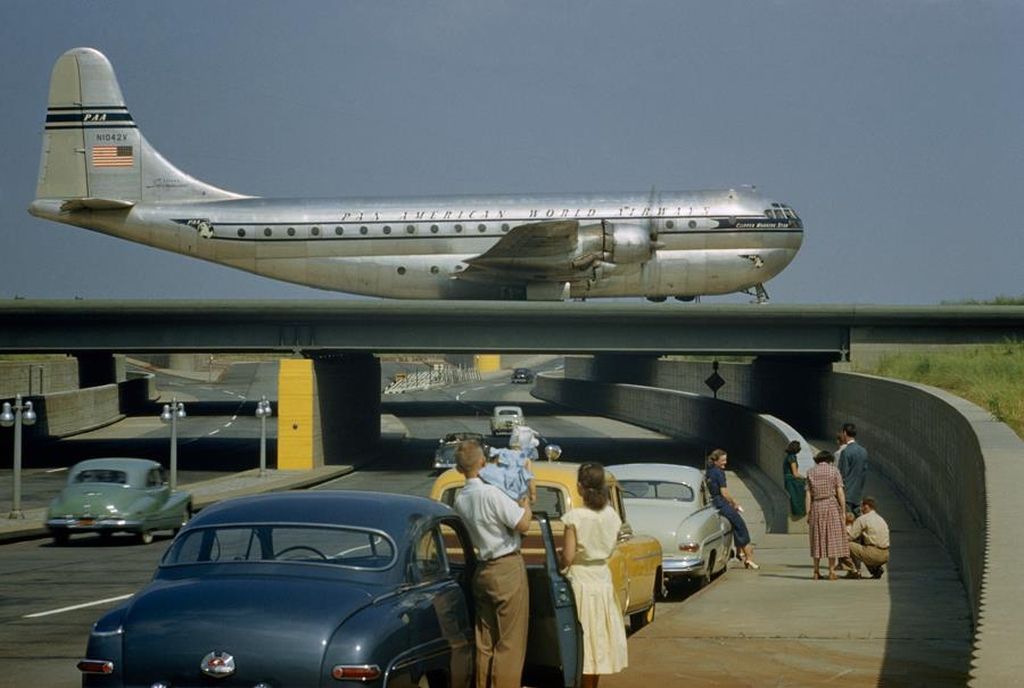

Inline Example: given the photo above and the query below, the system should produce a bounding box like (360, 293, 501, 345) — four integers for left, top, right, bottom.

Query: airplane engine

(603, 223, 653, 264)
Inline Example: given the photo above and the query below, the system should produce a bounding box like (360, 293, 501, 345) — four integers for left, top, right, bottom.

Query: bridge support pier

(74, 352, 124, 388)
(313, 353, 381, 465)
(277, 354, 381, 469)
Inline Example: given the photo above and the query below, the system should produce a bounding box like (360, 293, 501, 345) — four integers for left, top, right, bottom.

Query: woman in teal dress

(783, 440, 806, 517)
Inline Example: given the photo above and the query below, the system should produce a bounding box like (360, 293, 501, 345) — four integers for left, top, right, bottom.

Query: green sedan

(46, 458, 192, 545)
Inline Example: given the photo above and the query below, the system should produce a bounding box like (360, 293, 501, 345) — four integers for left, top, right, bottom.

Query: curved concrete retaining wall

(533, 375, 807, 534)
(2, 374, 155, 447)
(542, 356, 1024, 684)
(32, 384, 124, 437)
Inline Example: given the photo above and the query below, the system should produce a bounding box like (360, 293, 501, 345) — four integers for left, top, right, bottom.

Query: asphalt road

(0, 359, 706, 688)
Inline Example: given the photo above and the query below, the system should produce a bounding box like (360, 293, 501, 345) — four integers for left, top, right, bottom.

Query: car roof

(69, 457, 162, 479)
(190, 491, 455, 541)
(606, 463, 705, 485)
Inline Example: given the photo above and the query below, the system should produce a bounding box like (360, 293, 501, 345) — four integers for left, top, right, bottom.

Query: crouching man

(846, 496, 890, 579)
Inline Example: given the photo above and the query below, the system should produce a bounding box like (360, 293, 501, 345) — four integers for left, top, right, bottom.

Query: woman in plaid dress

(804, 450, 849, 580)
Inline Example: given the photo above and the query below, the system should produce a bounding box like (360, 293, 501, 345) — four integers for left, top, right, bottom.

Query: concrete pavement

(606, 466, 973, 687)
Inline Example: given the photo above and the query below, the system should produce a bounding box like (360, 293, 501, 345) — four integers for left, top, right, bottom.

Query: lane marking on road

(45, 467, 68, 474)
(224, 421, 233, 428)
(208, 429, 221, 436)
(24, 593, 133, 619)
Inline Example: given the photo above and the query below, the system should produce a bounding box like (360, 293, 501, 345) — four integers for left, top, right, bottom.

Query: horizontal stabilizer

(59, 198, 136, 211)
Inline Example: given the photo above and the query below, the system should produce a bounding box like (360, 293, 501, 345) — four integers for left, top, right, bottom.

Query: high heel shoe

(828, 571, 838, 581)
(812, 570, 821, 580)
(744, 559, 760, 570)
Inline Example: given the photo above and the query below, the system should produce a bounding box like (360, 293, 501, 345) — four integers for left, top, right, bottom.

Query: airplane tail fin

(34, 47, 243, 207)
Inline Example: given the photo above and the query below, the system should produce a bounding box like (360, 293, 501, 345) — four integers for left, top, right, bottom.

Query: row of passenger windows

(238, 223, 513, 239)
(232, 218, 698, 238)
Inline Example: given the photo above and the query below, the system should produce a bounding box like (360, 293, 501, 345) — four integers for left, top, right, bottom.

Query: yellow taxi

(430, 460, 663, 630)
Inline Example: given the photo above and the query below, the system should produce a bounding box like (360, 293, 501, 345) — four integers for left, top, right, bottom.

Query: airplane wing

(458, 220, 605, 283)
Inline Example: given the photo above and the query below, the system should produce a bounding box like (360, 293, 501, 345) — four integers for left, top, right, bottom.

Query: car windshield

(441, 485, 566, 518)
(499, 410, 519, 416)
(73, 469, 128, 485)
(618, 480, 695, 502)
(162, 524, 396, 570)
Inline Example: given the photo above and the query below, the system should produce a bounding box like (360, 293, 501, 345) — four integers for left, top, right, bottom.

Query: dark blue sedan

(78, 491, 582, 687)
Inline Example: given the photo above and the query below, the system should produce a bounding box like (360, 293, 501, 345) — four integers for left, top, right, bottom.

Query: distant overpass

(2, 301, 1023, 357)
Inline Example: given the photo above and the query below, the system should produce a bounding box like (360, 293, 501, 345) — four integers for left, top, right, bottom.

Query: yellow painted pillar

(476, 354, 501, 373)
(277, 359, 315, 469)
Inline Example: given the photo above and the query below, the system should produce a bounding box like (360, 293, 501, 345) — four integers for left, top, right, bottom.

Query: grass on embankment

(852, 341, 1024, 440)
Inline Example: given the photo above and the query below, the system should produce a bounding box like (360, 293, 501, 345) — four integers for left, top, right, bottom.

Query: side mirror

(544, 444, 562, 461)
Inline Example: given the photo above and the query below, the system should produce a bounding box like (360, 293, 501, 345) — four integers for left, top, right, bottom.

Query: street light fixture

(159, 399, 186, 490)
(255, 395, 273, 477)
(2, 394, 37, 519)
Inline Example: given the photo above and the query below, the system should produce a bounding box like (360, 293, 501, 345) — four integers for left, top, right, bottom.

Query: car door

(523, 513, 582, 688)
(144, 467, 171, 528)
(406, 518, 475, 687)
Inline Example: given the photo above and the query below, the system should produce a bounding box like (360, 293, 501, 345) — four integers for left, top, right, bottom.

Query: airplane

(29, 47, 803, 302)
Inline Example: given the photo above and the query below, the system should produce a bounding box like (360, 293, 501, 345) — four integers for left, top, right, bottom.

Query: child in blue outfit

(481, 425, 538, 503)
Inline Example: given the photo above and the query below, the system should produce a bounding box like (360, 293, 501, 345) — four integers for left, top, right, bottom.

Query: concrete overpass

(2, 300, 1023, 356)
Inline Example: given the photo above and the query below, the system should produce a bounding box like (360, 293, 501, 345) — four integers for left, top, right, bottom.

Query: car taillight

(77, 658, 114, 674)
(332, 664, 381, 681)
(678, 543, 700, 552)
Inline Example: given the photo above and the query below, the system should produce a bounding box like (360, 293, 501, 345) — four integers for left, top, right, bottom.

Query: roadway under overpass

(3, 300, 1023, 464)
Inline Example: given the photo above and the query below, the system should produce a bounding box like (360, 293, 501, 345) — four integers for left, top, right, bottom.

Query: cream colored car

(489, 405, 524, 435)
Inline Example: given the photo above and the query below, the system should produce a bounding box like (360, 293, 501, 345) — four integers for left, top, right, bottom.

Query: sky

(0, 1, 1020, 305)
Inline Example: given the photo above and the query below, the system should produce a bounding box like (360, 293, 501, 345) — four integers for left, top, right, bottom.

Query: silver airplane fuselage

(29, 48, 804, 301)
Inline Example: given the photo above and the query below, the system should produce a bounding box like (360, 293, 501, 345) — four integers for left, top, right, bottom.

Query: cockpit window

(765, 204, 799, 221)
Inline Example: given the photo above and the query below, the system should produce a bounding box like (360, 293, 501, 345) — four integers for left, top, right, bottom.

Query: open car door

(523, 513, 583, 688)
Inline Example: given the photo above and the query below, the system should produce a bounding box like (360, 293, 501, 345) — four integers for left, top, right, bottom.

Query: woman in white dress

(559, 463, 628, 687)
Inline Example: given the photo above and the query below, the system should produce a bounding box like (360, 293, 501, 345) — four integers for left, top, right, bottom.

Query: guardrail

(383, 365, 481, 395)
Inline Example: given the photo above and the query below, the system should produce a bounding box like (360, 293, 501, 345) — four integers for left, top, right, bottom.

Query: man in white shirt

(845, 496, 890, 579)
(453, 440, 532, 688)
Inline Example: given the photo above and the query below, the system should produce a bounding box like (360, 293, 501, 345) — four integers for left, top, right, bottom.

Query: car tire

(630, 600, 655, 632)
(52, 531, 69, 546)
(698, 551, 715, 588)
(137, 531, 154, 545)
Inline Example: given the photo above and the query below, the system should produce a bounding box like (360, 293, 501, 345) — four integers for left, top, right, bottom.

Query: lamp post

(2, 395, 37, 519)
(255, 396, 272, 477)
(159, 399, 186, 491)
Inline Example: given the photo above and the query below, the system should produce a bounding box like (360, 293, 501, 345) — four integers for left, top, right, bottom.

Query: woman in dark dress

(706, 448, 759, 569)
(783, 440, 806, 517)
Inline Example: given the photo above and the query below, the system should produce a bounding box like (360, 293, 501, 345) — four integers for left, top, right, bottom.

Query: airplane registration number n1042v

(94, 133, 129, 142)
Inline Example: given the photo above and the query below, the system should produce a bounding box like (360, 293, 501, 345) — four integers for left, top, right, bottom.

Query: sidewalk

(605, 467, 973, 686)
(0, 465, 352, 544)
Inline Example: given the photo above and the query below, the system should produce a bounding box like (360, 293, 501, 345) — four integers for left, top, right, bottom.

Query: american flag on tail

(92, 145, 134, 168)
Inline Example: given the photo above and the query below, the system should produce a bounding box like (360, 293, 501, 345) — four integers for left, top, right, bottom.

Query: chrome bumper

(661, 556, 705, 576)
(47, 518, 143, 531)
